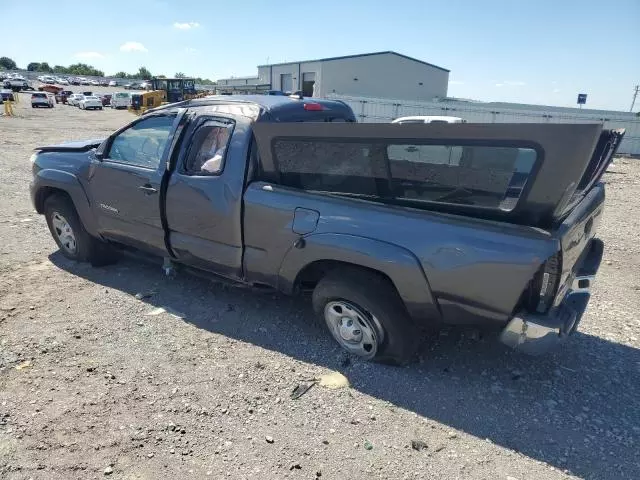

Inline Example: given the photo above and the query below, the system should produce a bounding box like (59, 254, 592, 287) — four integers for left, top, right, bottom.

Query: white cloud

(449, 80, 464, 85)
(552, 88, 561, 93)
(184, 47, 198, 55)
(120, 42, 148, 53)
(174, 22, 200, 30)
(74, 51, 104, 60)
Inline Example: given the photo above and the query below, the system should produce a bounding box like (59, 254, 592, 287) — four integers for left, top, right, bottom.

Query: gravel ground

(1, 96, 639, 480)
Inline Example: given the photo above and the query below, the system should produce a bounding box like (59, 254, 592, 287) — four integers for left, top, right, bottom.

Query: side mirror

(94, 139, 108, 160)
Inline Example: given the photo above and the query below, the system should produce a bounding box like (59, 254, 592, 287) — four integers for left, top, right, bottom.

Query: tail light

(525, 252, 562, 314)
(303, 103, 324, 111)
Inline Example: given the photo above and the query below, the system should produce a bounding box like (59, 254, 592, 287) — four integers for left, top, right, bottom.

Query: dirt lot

(1, 95, 639, 480)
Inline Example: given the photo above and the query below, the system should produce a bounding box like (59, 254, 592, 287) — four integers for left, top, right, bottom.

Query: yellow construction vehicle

(128, 90, 167, 115)
(128, 77, 203, 115)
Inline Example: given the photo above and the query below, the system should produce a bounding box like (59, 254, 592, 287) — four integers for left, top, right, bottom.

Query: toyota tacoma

(29, 95, 624, 363)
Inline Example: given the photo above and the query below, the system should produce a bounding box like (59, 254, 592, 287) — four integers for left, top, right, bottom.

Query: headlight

(29, 152, 38, 164)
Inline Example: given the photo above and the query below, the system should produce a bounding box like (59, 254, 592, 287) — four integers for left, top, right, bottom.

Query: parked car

(108, 80, 118, 87)
(28, 95, 625, 363)
(66, 94, 84, 106)
(110, 91, 131, 109)
(57, 77, 70, 85)
(55, 90, 74, 104)
(392, 116, 467, 124)
(89, 80, 100, 86)
(3, 77, 30, 92)
(139, 81, 152, 90)
(69, 77, 81, 86)
(100, 94, 112, 106)
(38, 84, 64, 94)
(0, 88, 14, 102)
(31, 92, 54, 108)
(78, 95, 103, 110)
(79, 78, 91, 86)
(124, 82, 141, 90)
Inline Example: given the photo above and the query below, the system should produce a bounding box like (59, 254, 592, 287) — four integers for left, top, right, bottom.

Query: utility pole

(631, 85, 639, 112)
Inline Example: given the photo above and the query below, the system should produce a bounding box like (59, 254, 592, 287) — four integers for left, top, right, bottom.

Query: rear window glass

(115, 93, 130, 98)
(32, 93, 47, 98)
(271, 140, 536, 211)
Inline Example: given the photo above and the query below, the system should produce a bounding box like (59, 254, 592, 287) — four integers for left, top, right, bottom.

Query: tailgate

(553, 184, 605, 306)
(551, 128, 624, 304)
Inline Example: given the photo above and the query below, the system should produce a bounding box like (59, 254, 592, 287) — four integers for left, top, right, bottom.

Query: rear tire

(312, 267, 420, 365)
(44, 194, 117, 266)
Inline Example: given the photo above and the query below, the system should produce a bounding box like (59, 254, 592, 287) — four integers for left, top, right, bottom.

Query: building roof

(218, 75, 261, 81)
(257, 51, 450, 72)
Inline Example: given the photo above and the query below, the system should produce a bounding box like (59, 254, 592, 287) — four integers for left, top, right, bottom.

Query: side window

(387, 144, 536, 208)
(107, 115, 176, 169)
(183, 121, 234, 175)
(271, 139, 537, 211)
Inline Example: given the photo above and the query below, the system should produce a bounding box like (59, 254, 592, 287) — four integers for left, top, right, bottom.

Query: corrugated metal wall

(329, 94, 640, 155)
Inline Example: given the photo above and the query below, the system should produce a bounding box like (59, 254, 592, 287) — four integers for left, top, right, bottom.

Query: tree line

(1, 56, 214, 84)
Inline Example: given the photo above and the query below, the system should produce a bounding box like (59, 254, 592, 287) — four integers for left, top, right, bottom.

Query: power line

(631, 85, 639, 112)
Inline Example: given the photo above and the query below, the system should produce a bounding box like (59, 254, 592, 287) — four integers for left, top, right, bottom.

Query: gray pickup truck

(29, 95, 624, 364)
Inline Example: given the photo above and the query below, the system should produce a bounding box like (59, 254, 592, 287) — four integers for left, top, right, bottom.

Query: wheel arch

(33, 169, 99, 237)
(279, 233, 441, 326)
(295, 259, 399, 295)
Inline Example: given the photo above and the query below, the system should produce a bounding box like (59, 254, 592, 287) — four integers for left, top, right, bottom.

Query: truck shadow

(50, 253, 640, 480)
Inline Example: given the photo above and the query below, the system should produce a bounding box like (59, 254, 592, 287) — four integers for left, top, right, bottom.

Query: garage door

(280, 74, 293, 92)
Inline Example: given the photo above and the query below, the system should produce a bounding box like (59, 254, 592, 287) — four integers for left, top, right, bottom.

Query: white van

(391, 116, 466, 124)
(111, 91, 132, 109)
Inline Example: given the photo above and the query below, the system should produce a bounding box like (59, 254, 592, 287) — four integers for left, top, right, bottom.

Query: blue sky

(3, 0, 639, 111)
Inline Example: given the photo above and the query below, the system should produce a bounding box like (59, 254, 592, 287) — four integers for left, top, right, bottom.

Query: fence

(328, 94, 640, 155)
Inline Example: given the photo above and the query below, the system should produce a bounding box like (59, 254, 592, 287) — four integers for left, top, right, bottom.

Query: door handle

(139, 184, 158, 195)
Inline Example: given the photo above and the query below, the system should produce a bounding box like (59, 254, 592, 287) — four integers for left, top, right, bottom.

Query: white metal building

(217, 51, 449, 102)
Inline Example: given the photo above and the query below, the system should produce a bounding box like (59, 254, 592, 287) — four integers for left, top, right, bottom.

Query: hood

(34, 138, 105, 153)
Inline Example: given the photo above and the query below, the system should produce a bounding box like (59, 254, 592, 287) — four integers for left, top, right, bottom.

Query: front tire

(44, 194, 116, 266)
(312, 268, 420, 365)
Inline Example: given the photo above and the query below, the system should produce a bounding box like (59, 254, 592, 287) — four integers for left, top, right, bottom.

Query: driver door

(87, 113, 177, 254)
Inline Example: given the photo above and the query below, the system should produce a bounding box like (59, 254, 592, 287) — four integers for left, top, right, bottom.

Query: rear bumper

(500, 292, 590, 355)
(500, 238, 603, 355)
